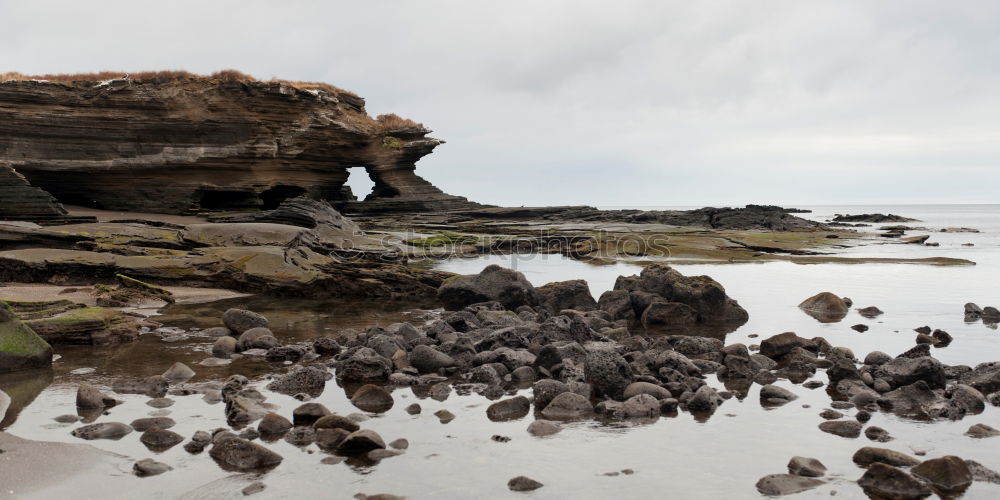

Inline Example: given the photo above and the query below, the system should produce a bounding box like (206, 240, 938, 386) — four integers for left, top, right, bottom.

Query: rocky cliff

(0, 74, 478, 215)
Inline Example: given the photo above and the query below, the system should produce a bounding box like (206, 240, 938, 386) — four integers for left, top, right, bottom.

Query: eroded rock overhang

(0, 77, 479, 216)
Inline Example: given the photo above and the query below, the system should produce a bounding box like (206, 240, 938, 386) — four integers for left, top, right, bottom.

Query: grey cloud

(2, 0, 998, 205)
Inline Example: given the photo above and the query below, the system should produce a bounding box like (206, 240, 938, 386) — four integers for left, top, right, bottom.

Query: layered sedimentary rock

(0, 76, 478, 214)
(0, 163, 93, 224)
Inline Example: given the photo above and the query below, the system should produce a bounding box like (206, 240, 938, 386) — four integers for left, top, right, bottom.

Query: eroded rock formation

(0, 76, 478, 214)
(0, 163, 93, 223)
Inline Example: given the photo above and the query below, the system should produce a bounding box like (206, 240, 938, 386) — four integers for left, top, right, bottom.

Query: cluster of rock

(965, 302, 1000, 325)
(758, 452, 995, 498)
(49, 262, 1000, 497)
(438, 263, 749, 332)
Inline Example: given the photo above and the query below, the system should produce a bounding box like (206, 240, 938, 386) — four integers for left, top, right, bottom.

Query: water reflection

(0, 368, 53, 429)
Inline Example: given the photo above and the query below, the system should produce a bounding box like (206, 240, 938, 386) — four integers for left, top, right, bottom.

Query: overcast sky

(3, 1, 998, 206)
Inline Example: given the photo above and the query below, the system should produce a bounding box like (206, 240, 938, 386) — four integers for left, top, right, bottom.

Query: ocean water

(2, 205, 999, 499)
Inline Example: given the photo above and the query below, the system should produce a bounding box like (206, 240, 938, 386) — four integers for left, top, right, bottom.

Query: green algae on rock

(22, 305, 140, 345)
(0, 301, 52, 373)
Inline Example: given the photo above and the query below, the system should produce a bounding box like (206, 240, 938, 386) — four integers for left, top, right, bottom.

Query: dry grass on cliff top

(1, 69, 428, 134)
(375, 113, 424, 132)
(0, 69, 360, 97)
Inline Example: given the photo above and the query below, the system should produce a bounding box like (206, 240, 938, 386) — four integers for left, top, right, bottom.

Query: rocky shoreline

(1, 75, 993, 499)
(2, 263, 998, 498)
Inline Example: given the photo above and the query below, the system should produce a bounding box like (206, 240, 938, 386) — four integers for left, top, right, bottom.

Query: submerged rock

(222, 309, 269, 335)
(965, 423, 1000, 438)
(71, 422, 133, 440)
(133, 458, 172, 477)
(258, 413, 293, 436)
(798, 292, 848, 323)
(350, 384, 394, 413)
(507, 476, 544, 492)
(754, 474, 823, 496)
(336, 429, 386, 454)
(818, 420, 862, 438)
(852, 447, 921, 467)
(140, 427, 184, 451)
(130, 417, 176, 432)
(527, 420, 562, 437)
(539, 392, 593, 420)
(76, 383, 119, 409)
(209, 438, 283, 471)
(486, 396, 531, 422)
(161, 362, 195, 382)
(911, 456, 972, 493)
(857, 463, 931, 500)
(787, 456, 826, 477)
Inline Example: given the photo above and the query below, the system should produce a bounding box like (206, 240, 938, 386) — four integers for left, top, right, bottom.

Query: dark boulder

(266, 366, 327, 397)
(624, 264, 748, 326)
(209, 438, 283, 471)
(584, 349, 633, 399)
(350, 384, 394, 413)
(409, 345, 455, 374)
(507, 476, 543, 492)
(798, 292, 848, 323)
(335, 348, 392, 382)
(222, 308, 268, 335)
(536, 280, 596, 312)
(539, 392, 593, 420)
(853, 447, 921, 467)
(336, 429, 386, 454)
(486, 396, 531, 421)
(876, 356, 946, 390)
(911, 456, 972, 493)
(437, 265, 538, 310)
(759, 332, 812, 360)
(857, 463, 931, 499)
(960, 361, 1000, 395)
(818, 420, 862, 438)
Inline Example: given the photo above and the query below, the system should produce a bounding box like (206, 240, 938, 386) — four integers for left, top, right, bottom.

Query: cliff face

(0, 77, 477, 214)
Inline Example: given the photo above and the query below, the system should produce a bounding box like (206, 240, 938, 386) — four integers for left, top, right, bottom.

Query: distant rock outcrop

(0, 74, 479, 215)
(832, 213, 919, 223)
(446, 204, 823, 231)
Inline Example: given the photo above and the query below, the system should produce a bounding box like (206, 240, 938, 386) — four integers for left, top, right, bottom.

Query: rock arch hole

(260, 185, 307, 210)
(344, 167, 376, 201)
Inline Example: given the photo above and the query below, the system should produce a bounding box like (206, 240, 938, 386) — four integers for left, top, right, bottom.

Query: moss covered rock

(23, 305, 139, 345)
(93, 274, 174, 307)
(0, 302, 53, 373)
